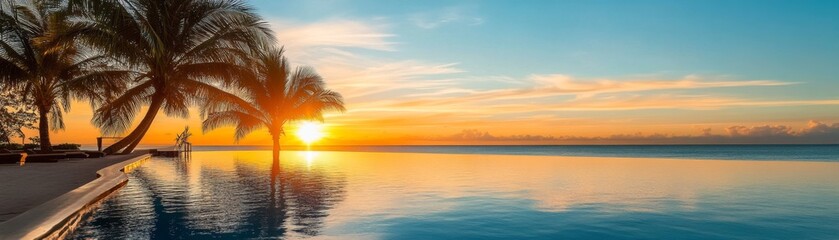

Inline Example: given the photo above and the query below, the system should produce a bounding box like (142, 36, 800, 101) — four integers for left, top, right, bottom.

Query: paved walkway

(0, 152, 147, 222)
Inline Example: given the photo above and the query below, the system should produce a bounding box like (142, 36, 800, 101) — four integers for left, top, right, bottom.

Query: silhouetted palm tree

(71, 0, 272, 154)
(202, 47, 345, 159)
(0, 0, 129, 152)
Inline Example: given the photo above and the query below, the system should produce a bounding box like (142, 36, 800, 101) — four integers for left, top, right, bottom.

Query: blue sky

(251, 0, 839, 83)
(235, 0, 839, 144)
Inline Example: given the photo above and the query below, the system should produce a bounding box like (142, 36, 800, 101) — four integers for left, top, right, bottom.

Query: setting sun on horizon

(3, 1, 839, 239)
(296, 121, 325, 145)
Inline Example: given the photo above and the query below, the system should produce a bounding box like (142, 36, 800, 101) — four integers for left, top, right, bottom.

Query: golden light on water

(304, 151, 318, 170)
(296, 121, 324, 145)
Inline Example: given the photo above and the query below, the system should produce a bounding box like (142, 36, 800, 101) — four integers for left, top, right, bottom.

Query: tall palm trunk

(36, 104, 53, 152)
(103, 93, 164, 154)
(267, 156, 285, 235)
(272, 134, 281, 162)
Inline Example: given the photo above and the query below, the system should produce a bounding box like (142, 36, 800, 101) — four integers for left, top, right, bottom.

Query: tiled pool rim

(0, 153, 151, 240)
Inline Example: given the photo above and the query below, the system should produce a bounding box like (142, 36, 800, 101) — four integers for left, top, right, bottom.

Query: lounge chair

(0, 153, 26, 164)
(83, 151, 107, 158)
(25, 153, 67, 163)
(64, 152, 89, 158)
(53, 150, 105, 158)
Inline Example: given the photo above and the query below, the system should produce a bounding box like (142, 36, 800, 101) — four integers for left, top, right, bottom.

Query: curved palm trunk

(121, 115, 157, 154)
(103, 94, 164, 154)
(36, 104, 53, 153)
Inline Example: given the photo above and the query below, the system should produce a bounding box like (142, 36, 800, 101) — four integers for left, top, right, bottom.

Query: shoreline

(0, 153, 151, 240)
(132, 145, 839, 162)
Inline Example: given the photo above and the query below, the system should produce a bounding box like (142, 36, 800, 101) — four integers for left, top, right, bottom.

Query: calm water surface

(70, 150, 839, 239)
(177, 144, 839, 161)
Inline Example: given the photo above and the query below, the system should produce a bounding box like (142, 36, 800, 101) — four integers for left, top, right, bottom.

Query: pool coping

(0, 153, 151, 240)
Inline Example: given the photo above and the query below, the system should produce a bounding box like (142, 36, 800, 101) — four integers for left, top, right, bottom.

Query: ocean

(177, 144, 839, 162)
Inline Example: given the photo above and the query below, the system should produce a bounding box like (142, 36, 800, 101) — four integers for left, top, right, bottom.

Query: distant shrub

(53, 143, 81, 150)
(22, 143, 39, 150)
(0, 143, 23, 150)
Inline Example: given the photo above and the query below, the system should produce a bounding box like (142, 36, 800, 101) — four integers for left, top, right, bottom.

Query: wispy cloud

(268, 18, 463, 99)
(268, 19, 818, 118)
(319, 60, 463, 98)
(271, 19, 396, 52)
(262, 17, 839, 145)
(362, 74, 813, 112)
(529, 74, 794, 98)
(354, 96, 839, 119)
(385, 74, 794, 101)
(514, 95, 839, 111)
(410, 6, 484, 29)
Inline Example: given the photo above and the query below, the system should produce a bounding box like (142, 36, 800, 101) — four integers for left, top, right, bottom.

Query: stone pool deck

(0, 151, 151, 239)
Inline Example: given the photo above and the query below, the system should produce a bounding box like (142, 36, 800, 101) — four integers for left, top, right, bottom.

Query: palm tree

(174, 126, 191, 151)
(70, 0, 272, 154)
(202, 47, 345, 160)
(0, 0, 130, 152)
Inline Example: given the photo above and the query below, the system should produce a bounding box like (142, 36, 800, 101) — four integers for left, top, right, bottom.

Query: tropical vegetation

(0, 0, 129, 152)
(202, 47, 345, 159)
(1, 0, 343, 154)
(53, 142, 80, 150)
(69, 0, 272, 154)
(0, 89, 35, 144)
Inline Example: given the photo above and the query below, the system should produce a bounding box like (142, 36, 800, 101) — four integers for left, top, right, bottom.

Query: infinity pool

(70, 151, 839, 239)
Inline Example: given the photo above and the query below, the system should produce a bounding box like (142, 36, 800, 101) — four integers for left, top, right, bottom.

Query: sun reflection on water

(301, 150, 319, 170)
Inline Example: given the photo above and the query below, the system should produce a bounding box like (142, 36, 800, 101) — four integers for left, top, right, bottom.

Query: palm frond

(202, 110, 263, 142)
(93, 81, 153, 135)
(49, 101, 64, 130)
(181, 78, 262, 119)
(201, 47, 345, 144)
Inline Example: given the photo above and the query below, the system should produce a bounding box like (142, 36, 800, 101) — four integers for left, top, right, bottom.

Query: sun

(296, 121, 324, 145)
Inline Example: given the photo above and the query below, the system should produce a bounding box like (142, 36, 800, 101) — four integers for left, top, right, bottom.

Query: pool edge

(0, 153, 151, 240)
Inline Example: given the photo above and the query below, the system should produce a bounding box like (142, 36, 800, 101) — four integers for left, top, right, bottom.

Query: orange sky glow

(15, 4, 839, 146)
(18, 99, 839, 146)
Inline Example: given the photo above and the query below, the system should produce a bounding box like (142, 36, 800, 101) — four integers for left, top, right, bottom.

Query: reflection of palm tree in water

(265, 156, 288, 236)
(269, 154, 347, 236)
(73, 154, 346, 238)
